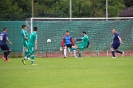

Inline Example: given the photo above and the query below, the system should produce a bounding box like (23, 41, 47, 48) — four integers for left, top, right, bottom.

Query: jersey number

(0, 35, 3, 41)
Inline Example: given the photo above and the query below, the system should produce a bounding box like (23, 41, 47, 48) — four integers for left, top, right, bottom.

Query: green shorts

(78, 43, 87, 51)
(23, 41, 28, 48)
(27, 43, 35, 54)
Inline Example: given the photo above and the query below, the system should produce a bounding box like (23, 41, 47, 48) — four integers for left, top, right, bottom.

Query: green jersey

(81, 35, 89, 43)
(78, 35, 89, 50)
(28, 32, 37, 45)
(21, 29, 29, 47)
(27, 32, 37, 54)
(21, 29, 28, 42)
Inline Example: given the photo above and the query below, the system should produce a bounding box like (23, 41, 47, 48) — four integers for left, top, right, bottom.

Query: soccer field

(0, 57, 133, 88)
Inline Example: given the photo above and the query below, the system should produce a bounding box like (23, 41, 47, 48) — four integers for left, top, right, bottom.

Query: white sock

(64, 49, 67, 57)
(68, 48, 70, 52)
(73, 50, 76, 56)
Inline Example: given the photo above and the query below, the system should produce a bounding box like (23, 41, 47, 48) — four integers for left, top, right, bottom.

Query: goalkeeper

(75, 31, 90, 59)
(61, 30, 77, 58)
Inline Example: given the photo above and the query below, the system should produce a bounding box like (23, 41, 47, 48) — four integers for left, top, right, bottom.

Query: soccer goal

(26, 17, 133, 57)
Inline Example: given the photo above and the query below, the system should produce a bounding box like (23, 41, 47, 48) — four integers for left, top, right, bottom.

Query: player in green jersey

(22, 27, 38, 65)
(75, 31, 90, 59)
(21, 25, 30, 62)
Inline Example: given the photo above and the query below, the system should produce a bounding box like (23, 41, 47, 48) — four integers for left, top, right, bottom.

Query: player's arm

(5, 34, 12, 44)
(22, 31, 28, 40)
(111, 42, 113, 46)
(23, 34, 28, 40)
(24, 36, 28, 40)
(75, 38, 82, 41)
(35, 35, 37, 50)
(6, 37, 12, 44)
(61, 37, 65, 47)
(70, 37, 75, 45)
(118, 36, 123, 44)
(35, 40, 37, 50)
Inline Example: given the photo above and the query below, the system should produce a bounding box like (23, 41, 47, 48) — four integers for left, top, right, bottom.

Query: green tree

(0, 0, 22, 20)
(108, 0, 125, 17)
(34, 0, 65, 17)
(0, 0, 128, 20)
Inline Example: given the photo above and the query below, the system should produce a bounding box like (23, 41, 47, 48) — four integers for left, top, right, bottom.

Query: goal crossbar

(31, 17, 133, 20)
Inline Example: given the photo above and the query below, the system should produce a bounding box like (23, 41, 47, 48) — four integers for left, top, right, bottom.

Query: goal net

(26, 17, 133, 57)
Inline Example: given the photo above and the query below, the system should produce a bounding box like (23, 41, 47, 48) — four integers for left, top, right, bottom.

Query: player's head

(65, 30, 70, 36)
(34, 27, 38, 32)
(3, 27, 7, 32)
(112, 29, 117, 34)
(82, 31, 86, 36)
(22, 25, 26, 30)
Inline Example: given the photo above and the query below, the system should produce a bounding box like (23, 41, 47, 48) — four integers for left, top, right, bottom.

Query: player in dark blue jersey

(111, 29, 124, 58)
(61, 31, 77, 58)
(0, 28, 12, 62)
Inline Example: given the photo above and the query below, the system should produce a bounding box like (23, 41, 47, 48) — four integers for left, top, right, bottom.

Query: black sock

(4, 52, 6, 59)
(111, 51, 115, 57)
(5, 51, 11, 60)
(116, 50, 122, 54)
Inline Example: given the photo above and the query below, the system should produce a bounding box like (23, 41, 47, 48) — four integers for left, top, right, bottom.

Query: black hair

(22, 25, 26, 29)
(34, 27, 38, 31)
(3, 27, 7, 31)
(82, 31, 86, 34)
(66, 30, 69, 32)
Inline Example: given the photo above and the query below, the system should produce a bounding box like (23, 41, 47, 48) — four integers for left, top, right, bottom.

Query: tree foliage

(0, 0, 131, 20)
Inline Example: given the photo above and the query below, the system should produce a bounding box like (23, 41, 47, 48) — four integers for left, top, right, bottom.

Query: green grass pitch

(0, 57, 133, 88)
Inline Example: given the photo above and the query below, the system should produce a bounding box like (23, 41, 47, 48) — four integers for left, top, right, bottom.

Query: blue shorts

(0, 44, 10, 51)
(111, 43, 120, 49)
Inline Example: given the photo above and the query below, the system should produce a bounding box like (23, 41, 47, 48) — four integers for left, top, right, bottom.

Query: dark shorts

(64, 44, 72, 48)
(0, 44, 10, 51)
(111, 43, 120, 49)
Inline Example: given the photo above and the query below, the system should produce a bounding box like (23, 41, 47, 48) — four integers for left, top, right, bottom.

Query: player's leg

(0, 45, 6, 61)
(71, 46, 77, 58)
(67, 44, 76, 57)
(2, 51, 7, 61)
(23, 42, 30, 60)
(22, 52, 31, 65)
(73, 49, 77, 58)
(115, 44, 124, 56)
(75, 45, 82, 59)
(22, 44, 31, 65)
(78, 50, 82, 59)
(111, 43, 116, 58)
(5, 50, 11, 60)
(116, 50, 123, 54)
(24, 47, 31, 60)
(24, 43, 32, 60)
(64, 46, 67, 58)
(67, 47, 72, 57)
(31, 54, 37, 65)
(111, 48, 116, 58)
(2, 44, 11, 61)
(24, 47, 28, 57)
(30, 46, 37, 65)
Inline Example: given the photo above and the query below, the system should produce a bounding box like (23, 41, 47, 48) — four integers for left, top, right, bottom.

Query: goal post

(31, 18, 33, 33)
(26, 17, 133, 57)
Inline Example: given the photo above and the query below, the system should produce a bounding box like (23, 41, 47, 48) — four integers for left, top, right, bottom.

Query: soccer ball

(47, 39, 51, 43)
